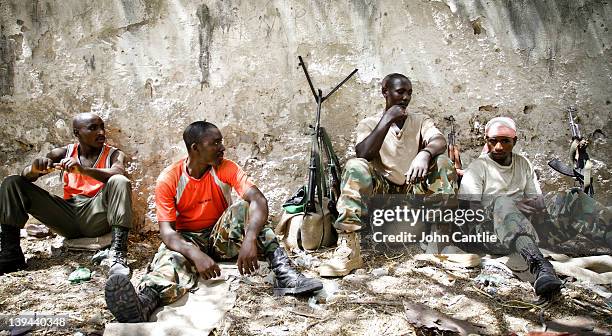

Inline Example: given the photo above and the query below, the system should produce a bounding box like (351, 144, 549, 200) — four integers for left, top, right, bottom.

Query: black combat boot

(267, 247, 323, 296)
(520, 247, 562, 297)
(108, 226, 130, 277)
(105, 273, 160, 322)
(0, 225, 27, 275)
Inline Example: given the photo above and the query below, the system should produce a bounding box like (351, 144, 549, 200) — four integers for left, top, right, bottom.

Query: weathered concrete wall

(1, 0, 610, 231)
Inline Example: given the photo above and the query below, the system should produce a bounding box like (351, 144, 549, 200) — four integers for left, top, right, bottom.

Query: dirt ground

(1, 232, 610, 336)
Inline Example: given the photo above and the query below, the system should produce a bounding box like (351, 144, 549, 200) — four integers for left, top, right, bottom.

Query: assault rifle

(297, 56, 358, 216)
(548, 107, 594, 196)
(444, 116, 463, 179)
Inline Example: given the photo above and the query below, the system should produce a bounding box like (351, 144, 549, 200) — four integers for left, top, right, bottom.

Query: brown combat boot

(318, 232, 363, 277)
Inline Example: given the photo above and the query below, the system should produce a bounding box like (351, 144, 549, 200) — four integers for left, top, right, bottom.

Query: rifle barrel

(323, 68, 358, 101)
(298, 56, 318, 101)
(568, 107, 581, 139)
(315, 89, 323, 130)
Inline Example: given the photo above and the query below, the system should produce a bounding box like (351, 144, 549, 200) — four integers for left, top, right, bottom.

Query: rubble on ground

(1, 236, 610, 335)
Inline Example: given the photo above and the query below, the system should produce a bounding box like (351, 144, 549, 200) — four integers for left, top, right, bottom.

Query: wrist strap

(420, 149, 433, 157)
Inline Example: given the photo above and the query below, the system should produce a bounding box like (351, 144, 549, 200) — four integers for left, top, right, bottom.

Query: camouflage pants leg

(541, 188, 611, 247)
(139, 201, 280, 305)
(411, 154, 458, 206)
(209, 200, 279, 259)
(335, 155, 458, 232)
(478, 196, 540, 253)
(334, 158, 390, 232)
(410, 154, 458, 239)
(138, 241, 200, 305)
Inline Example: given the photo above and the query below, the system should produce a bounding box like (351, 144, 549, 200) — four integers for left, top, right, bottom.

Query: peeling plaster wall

(0, 0, 610, 231)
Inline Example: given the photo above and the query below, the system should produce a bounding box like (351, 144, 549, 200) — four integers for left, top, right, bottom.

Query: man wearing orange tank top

(0, 113, 132, 277)
(104, 121, 322, 323)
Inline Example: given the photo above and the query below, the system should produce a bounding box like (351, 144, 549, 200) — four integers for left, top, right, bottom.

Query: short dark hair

(183, 121, 218, 150)
(382, 73, 410, 89)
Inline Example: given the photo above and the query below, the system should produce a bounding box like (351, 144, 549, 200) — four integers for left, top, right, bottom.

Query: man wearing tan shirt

(318, 73, 457, 276)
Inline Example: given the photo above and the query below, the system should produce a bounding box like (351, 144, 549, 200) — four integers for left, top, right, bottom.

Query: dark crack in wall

(197, 4, 213, 87)
(0, 35, 15, 96)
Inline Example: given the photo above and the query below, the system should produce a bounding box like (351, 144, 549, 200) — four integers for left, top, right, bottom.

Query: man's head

(183, 121, 225, 166)
(484, 117, 517, 164)
(73, 113, 105, 149)
(382, 73, 412, 109)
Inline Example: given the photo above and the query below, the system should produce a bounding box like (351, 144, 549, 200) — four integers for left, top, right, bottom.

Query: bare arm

(356, 105, 407, 161)
(423, 134, 447, 157)
(406, 134, 448, 183)
(242, 186, 269, 241)
(21, 147, 67, 182)
(82, 150, 126, 182)
(236, 186, 269, 275)
(159, 220, 205, 260)
(57, 150, 127, 183)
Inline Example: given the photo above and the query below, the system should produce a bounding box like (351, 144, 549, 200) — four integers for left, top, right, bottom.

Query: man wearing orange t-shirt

(105, 121, 323, 323)
(0, 113, 132, 277)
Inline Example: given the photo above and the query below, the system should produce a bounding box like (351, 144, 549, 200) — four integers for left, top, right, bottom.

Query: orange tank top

(63, 143, 117, 199)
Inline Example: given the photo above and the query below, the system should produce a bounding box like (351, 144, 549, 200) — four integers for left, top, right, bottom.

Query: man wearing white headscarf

(459, 117, 562, 297)
(459, 117, 610, 298)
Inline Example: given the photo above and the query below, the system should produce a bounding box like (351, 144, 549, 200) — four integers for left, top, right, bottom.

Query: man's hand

(383, 105, 408, 126)
(55, 157, 84, 174)
(30, 158, 55, 175)
(192, 252, 221, 280)
(237, 236, 259, 275)
(406, 151, 430, 183)
(515, 197, 544, 215)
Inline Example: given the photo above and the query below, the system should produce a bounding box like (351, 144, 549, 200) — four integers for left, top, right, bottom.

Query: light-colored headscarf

(482, 117, 517, 153)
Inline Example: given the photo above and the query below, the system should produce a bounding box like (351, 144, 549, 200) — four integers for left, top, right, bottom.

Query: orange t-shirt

(155, 158, 255, 231)
(63, 143, 118, 199)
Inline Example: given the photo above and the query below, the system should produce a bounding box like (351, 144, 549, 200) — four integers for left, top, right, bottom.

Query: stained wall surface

(1, 0, 610, 230)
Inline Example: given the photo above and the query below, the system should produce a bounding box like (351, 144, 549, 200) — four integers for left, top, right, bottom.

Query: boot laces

(110, 230, 128, 266)
(521, 248, 552, 276)
(332, 236, 353, 259)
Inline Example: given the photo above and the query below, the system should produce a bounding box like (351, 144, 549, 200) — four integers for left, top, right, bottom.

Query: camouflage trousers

(335, 155, 458, 232)
(465, 188, 610, 253)
(540, 188, 610, 247)
(139, 200, 279, 305)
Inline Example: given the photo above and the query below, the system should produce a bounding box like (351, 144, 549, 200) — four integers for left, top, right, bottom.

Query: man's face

(486, 136, 516, 163)
(192, 128, 225, 166)
(383, 78, 412, 108)
(74, 116, 105, 149)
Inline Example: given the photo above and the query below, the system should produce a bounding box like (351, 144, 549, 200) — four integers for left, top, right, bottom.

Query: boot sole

(105, 274, 145, 323)
(273, 281, 324, 296)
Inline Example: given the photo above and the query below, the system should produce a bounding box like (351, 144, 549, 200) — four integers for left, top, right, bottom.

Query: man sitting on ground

(0, 112, 132, 277)
(318, 73, 457, 277)
(105, 121, 323, 323)
(458, 117, 610, 298)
